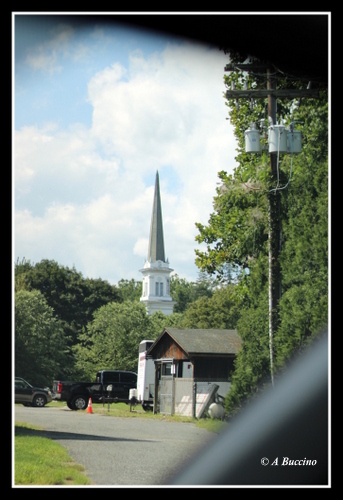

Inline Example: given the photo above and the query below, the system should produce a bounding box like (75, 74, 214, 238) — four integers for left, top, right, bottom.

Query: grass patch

(15, 423, 91, 485)
(92, 403, 196, 423)
(195, 417, 227, 433)
(47, 400, 227, 432)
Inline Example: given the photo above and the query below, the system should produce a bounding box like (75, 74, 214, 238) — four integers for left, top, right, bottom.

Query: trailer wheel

(70, 394, 88, 410)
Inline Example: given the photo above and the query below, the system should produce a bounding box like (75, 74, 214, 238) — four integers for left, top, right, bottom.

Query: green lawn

(14, 423, 92, 486)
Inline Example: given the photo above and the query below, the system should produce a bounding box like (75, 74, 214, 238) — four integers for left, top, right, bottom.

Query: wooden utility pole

(267, 68, 280, 386)
(225, 63, 318, 385)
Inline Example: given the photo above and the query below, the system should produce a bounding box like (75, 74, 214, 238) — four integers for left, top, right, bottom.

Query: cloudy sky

(13, 13, 238, 286)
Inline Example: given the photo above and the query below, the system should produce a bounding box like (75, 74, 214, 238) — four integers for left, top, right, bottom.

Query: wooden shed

(147, 328, 242, 416)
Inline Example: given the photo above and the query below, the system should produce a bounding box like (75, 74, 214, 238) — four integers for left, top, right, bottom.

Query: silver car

(15, 377, 52, 407)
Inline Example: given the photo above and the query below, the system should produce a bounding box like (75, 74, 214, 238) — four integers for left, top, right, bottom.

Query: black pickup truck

(53, 370, 137, 410)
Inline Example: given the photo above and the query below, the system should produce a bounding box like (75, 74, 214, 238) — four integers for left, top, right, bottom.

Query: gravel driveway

(14, 405, 213, 486)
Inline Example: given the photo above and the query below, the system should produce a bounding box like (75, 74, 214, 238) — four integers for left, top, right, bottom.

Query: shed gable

(150, 331, 188, 361)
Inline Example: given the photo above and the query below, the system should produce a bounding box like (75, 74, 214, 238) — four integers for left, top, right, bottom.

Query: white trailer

(137, 340, 155, 410)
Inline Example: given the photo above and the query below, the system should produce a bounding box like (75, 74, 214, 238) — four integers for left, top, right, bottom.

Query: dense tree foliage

(14, 259, 123, 382)
(147, 309, 185, 334)
(170, 272, 214, 312)
(274, 99, 328, 368)
(181, 285, 241, 329)
(117, 278, 142, 302)
(15, 259, 121, 346)
(15, 289, 69, 386)
(194, 57, 328, 413)
(73, 301, 152, 378)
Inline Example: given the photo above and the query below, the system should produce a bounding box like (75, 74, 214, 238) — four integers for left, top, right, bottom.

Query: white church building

(140, 171, 176, 316)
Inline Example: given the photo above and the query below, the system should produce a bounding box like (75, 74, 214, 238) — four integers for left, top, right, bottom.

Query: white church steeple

(140, 171, 175, 315)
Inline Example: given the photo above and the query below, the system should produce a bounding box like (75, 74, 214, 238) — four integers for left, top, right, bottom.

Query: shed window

(194, 357, 235, 380)
(162, 363, 172, 376)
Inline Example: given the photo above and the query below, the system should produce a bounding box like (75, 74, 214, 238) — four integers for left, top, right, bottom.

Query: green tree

(273, 99, 328, 367)
(224, 278, 270, 415)
(15, 289, 70, 386)
(14, 259, 121, 346)
(117, 278, 142, 302)
(73, 301, 152, 379)
(181, 285, 242, 329)
(14, 257, 33, 292)
(170, 272, 214, 313)
(195, 57, 328, 413)
(148, 310, 185, 337)
(82, 276, 122, 323)
(195, 176, 264, 276)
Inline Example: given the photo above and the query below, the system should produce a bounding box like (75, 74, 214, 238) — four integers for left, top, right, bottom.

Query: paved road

(14, 405, 213, 486)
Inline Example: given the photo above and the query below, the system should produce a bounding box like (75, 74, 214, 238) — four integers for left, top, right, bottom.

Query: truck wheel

(71, 395, 88, 410)
(33, 394, 47, 407)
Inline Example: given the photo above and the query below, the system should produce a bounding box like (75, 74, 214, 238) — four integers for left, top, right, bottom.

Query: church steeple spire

(147, 171, 165, 263)
(139, 170, 175, 316)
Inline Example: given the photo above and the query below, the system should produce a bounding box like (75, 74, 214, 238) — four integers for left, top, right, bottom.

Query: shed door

(160, 361, 174, 415)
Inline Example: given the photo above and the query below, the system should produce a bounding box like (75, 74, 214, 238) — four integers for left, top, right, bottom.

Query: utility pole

(225, 62, 319, 386)
(267, 68, 279, 386)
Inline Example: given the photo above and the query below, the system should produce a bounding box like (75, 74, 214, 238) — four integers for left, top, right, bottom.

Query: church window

(155, 281, 164, 296)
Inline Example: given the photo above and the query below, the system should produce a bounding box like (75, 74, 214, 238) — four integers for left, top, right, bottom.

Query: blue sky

(13, 13, 238, 285)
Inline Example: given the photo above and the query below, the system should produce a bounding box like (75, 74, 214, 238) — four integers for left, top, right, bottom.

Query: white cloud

(15, 35, 237, 284)
(88, 42, 233, 171)
(133, 238, 149, 258)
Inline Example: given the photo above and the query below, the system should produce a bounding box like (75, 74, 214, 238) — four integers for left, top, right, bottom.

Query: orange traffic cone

(87, 397, 93, 413)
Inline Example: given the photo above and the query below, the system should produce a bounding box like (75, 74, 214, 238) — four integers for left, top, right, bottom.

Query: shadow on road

(15, 425, 157, 443)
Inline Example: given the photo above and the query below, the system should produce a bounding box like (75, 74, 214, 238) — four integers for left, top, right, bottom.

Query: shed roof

(148, 327, 242, 357)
